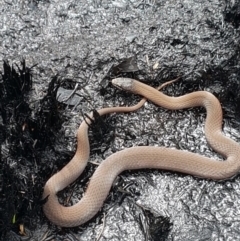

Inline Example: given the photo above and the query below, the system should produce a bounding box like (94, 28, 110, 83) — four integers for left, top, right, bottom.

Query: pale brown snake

(43, 78, 240, 227)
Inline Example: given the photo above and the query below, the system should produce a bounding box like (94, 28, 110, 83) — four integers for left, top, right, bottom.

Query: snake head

(111, 78, 135, 92)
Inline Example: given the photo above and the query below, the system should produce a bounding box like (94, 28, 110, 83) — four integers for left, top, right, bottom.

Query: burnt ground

(1, 0, 240, 240)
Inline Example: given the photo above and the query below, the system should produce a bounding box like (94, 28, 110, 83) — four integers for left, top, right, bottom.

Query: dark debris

(224, 0, 240, 28)
(0, 61, 66, 239)
(147, 214, 172, 241)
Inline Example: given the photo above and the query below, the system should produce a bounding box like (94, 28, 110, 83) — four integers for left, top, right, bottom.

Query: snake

(43, 77, 240, 227)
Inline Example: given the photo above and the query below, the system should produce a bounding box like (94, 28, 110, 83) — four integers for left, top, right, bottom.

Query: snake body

(43, 78, 240, 227)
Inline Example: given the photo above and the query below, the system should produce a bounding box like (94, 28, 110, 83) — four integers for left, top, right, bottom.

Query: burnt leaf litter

(0, 61, 64, 237)
(1, 0, 240, 241)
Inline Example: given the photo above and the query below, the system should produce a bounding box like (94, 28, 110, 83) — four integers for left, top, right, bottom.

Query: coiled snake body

(43, 78, 240, 227)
